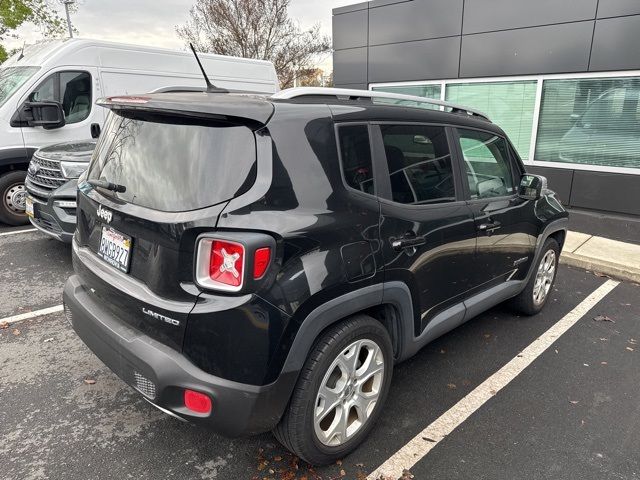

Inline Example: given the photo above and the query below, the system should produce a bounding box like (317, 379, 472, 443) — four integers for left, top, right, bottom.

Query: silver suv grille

(25, 154, 66, 199)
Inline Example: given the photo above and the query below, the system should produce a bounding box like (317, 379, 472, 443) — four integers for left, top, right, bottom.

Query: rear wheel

(0, 171, 29, 226)
(510, 237, 559, 315)
(273, 315, 393, 465)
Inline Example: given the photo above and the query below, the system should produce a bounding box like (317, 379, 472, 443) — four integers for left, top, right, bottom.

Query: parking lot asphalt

(1, 229, 638, 480)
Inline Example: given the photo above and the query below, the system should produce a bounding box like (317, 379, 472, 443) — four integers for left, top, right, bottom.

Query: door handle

(477, 220, 501, 232)
(391, 235, 426, 251)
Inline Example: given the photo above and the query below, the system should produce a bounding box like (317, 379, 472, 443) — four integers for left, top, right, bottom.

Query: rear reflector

(253, 247, 271, 279)
(184, 389, 212, 414)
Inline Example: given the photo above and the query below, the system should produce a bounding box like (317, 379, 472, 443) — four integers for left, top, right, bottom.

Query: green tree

(0, 0, 69, 62)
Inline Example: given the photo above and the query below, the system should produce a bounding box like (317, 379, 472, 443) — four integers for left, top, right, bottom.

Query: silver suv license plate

(98, 226, 132, 273)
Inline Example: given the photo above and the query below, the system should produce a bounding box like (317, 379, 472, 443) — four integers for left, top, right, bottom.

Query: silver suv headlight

(60, 161, 90, 179)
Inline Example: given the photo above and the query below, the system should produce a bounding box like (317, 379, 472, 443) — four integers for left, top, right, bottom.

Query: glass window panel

(338, 125, 374, 195)
(372, 84, 442, 110)
(445, 81, 536, 159)
(380, 124, 456, 205)
(457, 128, 515, 199)
(535, 77, 640, 169)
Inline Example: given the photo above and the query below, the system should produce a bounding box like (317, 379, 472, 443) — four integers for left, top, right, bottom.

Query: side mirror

(23, 101, 66, 130)
(518, 174, 547, 201)
(90, 123, 101, 138)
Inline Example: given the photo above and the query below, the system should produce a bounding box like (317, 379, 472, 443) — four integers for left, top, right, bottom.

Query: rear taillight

(183, 389, 212, 414)
(209, 240, 245, 288)
(195, 235, 274, 292)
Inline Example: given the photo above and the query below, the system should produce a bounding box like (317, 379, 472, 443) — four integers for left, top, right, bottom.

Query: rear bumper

(63, 274, 297, 437)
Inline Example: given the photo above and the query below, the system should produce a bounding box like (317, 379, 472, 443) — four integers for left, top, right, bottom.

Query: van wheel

(510, 237, 560, 316)
(273, 315, 393, 465)
(0, 171, 29, 226)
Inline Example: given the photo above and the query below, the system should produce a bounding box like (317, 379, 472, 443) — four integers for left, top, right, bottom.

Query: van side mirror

(90, 123, 101, 138)
(23, 101, 66, 129)
(518, 174, 547, 201)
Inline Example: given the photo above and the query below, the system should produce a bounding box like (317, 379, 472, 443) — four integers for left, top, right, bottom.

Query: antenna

(189, 43, 228, 94)
(17, 42, 25, 61)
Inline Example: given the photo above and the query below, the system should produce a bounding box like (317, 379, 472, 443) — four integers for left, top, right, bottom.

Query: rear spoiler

(96, 94, 274, 127)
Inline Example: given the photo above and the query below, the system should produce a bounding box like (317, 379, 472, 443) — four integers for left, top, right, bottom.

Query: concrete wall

(332, 0, 640, 217)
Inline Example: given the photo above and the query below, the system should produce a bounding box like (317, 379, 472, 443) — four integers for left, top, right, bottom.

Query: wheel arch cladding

(281, 282, 415, 375)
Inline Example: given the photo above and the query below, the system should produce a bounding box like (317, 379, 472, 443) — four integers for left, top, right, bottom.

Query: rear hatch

(74, 97, 270, 350)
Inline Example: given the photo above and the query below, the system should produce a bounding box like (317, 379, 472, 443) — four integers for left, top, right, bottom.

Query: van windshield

(0, 66, 39, 107)
(87, 110, 257, 212)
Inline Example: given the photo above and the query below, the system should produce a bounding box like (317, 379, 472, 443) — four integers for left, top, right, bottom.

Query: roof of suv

(98, 90, 504, 135)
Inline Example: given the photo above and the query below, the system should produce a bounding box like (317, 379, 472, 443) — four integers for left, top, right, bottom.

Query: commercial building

(332, 0, 640, 238)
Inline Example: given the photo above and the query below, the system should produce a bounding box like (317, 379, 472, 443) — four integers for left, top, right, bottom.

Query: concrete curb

(560, 231, 640, 284)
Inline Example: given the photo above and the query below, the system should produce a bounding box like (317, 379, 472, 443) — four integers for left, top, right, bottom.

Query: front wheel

(510, 237, 560, 315)
(273, 315, 393, 465)
(0, 171, 29, 226)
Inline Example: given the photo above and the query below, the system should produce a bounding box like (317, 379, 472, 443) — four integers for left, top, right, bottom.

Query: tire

(273, 315, 394, 465)
(510, 237, 560, 316)
(0, 171, 29, 226)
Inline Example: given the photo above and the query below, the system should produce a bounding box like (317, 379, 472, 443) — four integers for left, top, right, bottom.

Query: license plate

(25, 197, 34, 218)
(98, 226, 132, 273)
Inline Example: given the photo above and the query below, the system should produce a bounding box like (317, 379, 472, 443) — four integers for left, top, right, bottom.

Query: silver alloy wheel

(533, 249, 556, 305)
(4, 183, 27, 213)
(313, 338, 385, 447)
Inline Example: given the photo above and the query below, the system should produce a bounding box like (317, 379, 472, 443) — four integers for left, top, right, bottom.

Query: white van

(0, 38, 279, 224)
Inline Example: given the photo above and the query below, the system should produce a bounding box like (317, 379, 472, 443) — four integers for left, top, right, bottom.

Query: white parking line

(0, 228, 37, 237)
(0, 305, 64, 326)
(368, 279, 619, 479)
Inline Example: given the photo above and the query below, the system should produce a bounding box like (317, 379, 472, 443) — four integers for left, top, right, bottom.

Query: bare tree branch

(176, 0, 331, 89)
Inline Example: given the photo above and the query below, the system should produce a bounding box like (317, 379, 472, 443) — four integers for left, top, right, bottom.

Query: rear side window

(87, 111, 257, 212)
(338, 124, 374, 195)
(380, 124, 456, 205)
(456, 129, 515, 199)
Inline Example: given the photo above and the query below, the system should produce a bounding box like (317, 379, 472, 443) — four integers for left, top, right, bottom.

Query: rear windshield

(87, 110, 257, 212)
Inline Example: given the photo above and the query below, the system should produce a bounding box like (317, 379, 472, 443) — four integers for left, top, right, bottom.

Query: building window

(372, 84, 441, 109)
(445, 81, 536, 160)
(380, 124, 455, 205)
(535, 77, 640, 169)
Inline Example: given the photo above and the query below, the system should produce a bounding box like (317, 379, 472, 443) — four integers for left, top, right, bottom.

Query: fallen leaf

(447, 383, 457, 390)
(462, 379, 471, 386)
(422, 437, 436, 442)
(593, 315, 615, 323)
(84, 378, 96, 385)
(340, 469, 346, 476)
(0, 322, 8, 329)
(483, 333, 491, 339)
(12, 328, 20, 336)
(336, 459, 342, 466)
(273, 456, 282, 462)
(356, 472, 367, 480)
(490, 389, 497, 395)
(594, 272, 609, 278)
(355, 464, 364, 468)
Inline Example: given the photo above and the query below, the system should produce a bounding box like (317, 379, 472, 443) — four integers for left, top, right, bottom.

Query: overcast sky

(6, 0, 357, 70)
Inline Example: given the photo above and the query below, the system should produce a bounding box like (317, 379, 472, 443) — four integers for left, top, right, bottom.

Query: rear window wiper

(87, 179, 127, 193)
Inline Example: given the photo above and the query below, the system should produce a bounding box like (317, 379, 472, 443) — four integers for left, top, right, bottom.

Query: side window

(380, 124, 455, 205)
(60, 71, 92, 123)
(457, 129, 515, 199)
(338, 124, 375, 195)
(27, 71, 92, 124)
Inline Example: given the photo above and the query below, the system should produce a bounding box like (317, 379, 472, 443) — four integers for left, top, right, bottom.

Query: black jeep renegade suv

(63, 87, 568, 465)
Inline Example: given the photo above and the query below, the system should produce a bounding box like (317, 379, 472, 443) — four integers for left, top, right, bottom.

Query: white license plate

(98, 226, 132, 273)
(25, 197, 34, 218)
